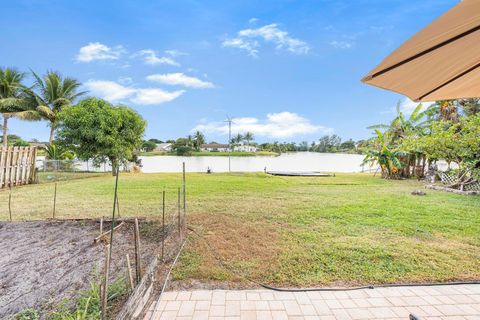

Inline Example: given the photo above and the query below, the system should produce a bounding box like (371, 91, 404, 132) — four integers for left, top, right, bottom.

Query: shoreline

(139, 151, 279, 157)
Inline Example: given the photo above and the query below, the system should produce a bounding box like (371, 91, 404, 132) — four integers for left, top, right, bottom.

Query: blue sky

(1, 0, 457, 143)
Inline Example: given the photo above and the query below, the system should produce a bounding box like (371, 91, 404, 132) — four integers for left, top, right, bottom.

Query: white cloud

(84, 79, 184, 105)
(222, 23, 310, 57)
(84, 80, 136, 101)
(192, 112, 331, 139)
(131, 88, 185, 105)
(222, 38, 259, 57)
(76, 42, 124, 62)
(146, 73, 215, 89)
(134, 49, 180, 66)
(248, 17, 259, 24)
(165, 49, 187, 57)
(397, 98, 434, 114)
(329, 40, 354, 49)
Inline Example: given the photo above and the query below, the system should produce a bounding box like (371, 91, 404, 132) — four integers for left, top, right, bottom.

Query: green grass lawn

(140, 151, 278, 157)
(1, 172, 479, 287)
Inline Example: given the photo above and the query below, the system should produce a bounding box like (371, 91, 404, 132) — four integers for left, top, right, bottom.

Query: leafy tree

(231, 133, 243, 146)
(402, 115, 480, 186)
(12, 137, 30, 147)
(56, 98, 146, 174)
(186, 135, 193, 147)
(176, 146, 193, 156)
(314, 135, 342, 152)
(193, 130, 205, 151)
(298, 141, 309, 151)
(340, 139, 356, 152)
(173, 137, 191, 150)
(31, 71, 86, 143)
(458, 98, 480, 117)
(148, 138, 164, 144)
(0, 68, 40, 147)
(142, 140, 157, 152)
(428, 100, 459, 123)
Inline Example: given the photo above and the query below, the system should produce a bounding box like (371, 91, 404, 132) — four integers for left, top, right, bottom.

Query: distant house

(200, 143, 230, 152)
(234, 145, 257, 152)
(154, 143, 172, 152)
(28, 142, 47, 149)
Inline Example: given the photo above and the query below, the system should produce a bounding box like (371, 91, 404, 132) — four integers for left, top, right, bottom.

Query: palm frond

(13, 110, 43, 121)
(36, 105, 55, 120)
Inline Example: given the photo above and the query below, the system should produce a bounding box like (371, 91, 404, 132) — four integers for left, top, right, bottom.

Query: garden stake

(108, 166, 120, 261)
(134, 218, 142, 282)
(126, 254, 134, 291)
(100, 218, 103, 236)
(8, 186, 12, 221)
(162, 189, 165, 261)
(177, 187, 181, 239)
(101, 244, 111, 320)
(182, 162, 186, 233)
(52, 182, 57, 219)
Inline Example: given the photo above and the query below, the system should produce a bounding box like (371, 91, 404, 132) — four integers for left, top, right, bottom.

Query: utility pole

(225, 116, 233, 172)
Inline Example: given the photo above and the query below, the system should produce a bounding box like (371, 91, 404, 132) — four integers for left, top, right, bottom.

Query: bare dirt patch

(0, 219, 160, 319)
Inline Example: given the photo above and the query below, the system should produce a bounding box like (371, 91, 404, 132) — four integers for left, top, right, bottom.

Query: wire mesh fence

(37, 159, 128, 173)
(0, 163, 189, 319)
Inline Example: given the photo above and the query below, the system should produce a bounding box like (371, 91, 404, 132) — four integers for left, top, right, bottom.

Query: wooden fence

(0, 146, 37, 188)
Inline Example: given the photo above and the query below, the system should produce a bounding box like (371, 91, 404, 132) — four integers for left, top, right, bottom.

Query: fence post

(177, 187, 181, 239)
(182, 162, 186, 233)
(52, 182, 57, 219)
(8, 186, 12, 221)
(162, 189, 165, 261)
(134, 218, 142, 283)
(126, 254, 134, 292)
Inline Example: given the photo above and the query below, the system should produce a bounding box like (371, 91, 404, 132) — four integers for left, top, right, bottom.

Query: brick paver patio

(145, 284, 480, 319)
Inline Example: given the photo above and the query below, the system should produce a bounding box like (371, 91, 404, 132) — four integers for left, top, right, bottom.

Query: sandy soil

(0, 220, 159, 319)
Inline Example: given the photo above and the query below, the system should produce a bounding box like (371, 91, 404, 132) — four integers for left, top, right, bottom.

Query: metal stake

(162, 189, 165, 261)
(177, 187, 181, 238)
(182, 162, 186, 233)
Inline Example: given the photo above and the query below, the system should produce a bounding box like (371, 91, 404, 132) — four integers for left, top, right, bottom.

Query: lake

(139, 152, 371, 173)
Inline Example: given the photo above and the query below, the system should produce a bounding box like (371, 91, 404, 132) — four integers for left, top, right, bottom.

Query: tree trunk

(49, 125, 55, 144)
(2, 114, 9, 148)
(111, 158, 118, 176)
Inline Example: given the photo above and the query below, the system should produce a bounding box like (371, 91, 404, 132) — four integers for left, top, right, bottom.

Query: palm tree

(231, 133, 243, 146)
(193, 131, 205, 151)
(368, 102, 430, 142)
(0, 68, 40, 147)
(367, 102, 432, 178)
(243, 132, 254, 146)
(31, 70, 86, 143)
(44, 143, 74, 160)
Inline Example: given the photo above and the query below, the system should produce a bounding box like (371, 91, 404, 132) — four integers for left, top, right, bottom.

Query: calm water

(140, 152, 370, 173)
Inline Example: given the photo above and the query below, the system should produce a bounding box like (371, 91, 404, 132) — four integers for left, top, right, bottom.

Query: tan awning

(362, 0, 480, 102)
